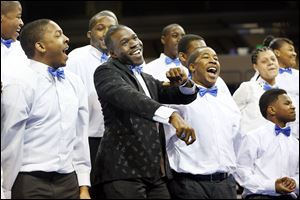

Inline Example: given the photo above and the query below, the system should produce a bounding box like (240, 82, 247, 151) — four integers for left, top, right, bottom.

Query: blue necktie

(198, 86, 218, 97)
(1, 38, 14, 48)
(279, 67, 292, 74)
(100, 53, 108, 63)
(48, 67, 65, 80)
(275, 125, 291, 137)
(130, 65, 143, 74)
(165, 57, 181, 66)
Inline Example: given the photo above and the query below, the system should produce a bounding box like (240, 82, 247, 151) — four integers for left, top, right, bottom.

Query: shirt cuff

(76, 172, 91, 187)
(263, 179, 276, 193)
(179, 79, 196, 95)
(153, 106, 176, 124)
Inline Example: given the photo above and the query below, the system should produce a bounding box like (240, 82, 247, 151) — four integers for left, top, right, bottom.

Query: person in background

(1, 1, 28, 72)
(233, 47, 283, 138)
(165, 46, 241, 199)
(66, 10, 118, 198)
(1, 19, 91, 199)
(265, 36, 299, 139)
(177, 33, 231, 95)
(234, 88, 298, 199)
(144, 23, 186, 82)
(93, 24, 197, 199)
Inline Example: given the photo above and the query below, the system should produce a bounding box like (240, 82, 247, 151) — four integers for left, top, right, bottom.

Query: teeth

(207, 67, 217, 73)
(132, 50, 140, 55)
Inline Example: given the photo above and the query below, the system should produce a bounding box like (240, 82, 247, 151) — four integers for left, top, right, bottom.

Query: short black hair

(1, 1, 21, 15)
(104, 24, 127, 52)
(262, 35, 293, 50)
(178, 34, 205, 54)
(19, 19, 51, 59)
(259, 88, 287, 119)
(88, 10, 118, 30)
(161, 23, 183, 36)
(251, 46, 272, 64)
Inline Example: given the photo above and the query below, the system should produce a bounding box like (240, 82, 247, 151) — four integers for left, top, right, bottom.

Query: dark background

(20, 1, 299, 59)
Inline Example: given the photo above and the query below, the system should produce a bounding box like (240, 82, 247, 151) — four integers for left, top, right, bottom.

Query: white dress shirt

(144, 53, 189, 82)
(1, 40, 29, 73)
(1, 60, 91, 198)
(276, 68, 299, 138)
(66, 45, 105, 138)
(234, 121, 299, 198)
(130, 69, 196, 124)
(1, 167, 4, 199)
(233, 77, 277, 136)
(163, 82, 241, 175)
(233, 77, 298, 138)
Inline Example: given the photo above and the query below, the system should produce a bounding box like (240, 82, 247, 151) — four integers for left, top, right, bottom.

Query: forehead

(166, 26, 184, 34)
(3, 3, 22, 15)
(93, 16, 117, 27)
(277, 94, 291, 102)
(45, 21, 62, 33)
(280, 42, 294, 50)
(197, 47, 216, 56)
(257, 50, 275, 58)
(112, 27, 135, 40)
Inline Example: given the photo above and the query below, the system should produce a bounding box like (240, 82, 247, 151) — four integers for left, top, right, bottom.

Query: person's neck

(262, 77, 276, 86)
(278, 61, 289, 69)
(91, 44, 107, 55)
(269, 117, 286, 128)
(164, 51, 177, 59)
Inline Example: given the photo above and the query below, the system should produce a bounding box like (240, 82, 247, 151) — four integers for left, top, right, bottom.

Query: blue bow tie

(48, 67, 65, 80)
(1, 38, 14, 48)
(100, 53, 108, 63)
(279, 67, 292, 74)
(198, 86, 218, 97)
(275, 125, 291, 137)
(263, 83, 273, 91)
(165, 57, 181, 66)
(129, 65, 143, 74)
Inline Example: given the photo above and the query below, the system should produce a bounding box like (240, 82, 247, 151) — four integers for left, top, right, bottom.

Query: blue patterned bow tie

(48, 67, 65, 80)
(198, 86, 218, 97)
(279, 67, 292, 74)
(165, 57, 181, 66)
(1, 38, 14, 48)
(100, 53, 108, 63)
(275, 125, 291, 137)
(129, 65, 143, 74)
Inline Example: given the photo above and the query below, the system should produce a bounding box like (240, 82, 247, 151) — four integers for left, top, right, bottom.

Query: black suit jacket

(93, 58, 197, 184)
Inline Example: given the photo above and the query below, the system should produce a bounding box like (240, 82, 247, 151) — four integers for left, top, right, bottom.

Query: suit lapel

(112, 58, 146, 94)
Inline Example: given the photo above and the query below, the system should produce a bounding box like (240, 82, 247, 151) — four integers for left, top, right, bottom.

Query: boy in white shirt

(165, 46, 241, 199)
(1, 19, 91, 199)
(235, 88, 298, 199)
(144, 23, 186, 82)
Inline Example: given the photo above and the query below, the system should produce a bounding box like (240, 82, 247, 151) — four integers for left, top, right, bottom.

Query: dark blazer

(93, 58, 197, 184)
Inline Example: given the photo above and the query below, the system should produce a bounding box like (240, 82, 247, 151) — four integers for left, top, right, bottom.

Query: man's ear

(267, 105, 276, 116)
(87, 31, 91, 39)
(273, 49, 280, 57)
(109, 50, 117, 58)
(161, 35, 166, 45)
(253, 64, 258, 72)
(189, 63, 196, 74)
(178, 52, 186, 63)
(35, 42, 46, 53)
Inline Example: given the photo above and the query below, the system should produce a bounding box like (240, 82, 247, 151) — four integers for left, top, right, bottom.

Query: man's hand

(166, 68, 188, 86)
(275, 177, 296, 194)
(169, 112, 196, 145)
(79, 186, 91, 199)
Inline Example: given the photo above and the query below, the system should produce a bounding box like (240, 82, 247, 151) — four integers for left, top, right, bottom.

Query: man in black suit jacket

(93, 25, 197, 199)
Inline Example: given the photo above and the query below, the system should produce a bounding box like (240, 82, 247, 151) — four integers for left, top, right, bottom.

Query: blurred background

(21, 1, 299, 93)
